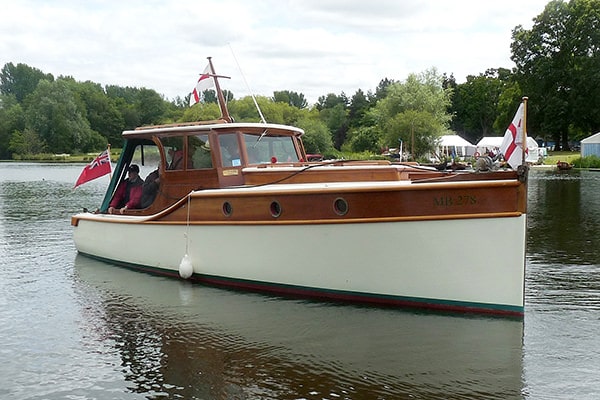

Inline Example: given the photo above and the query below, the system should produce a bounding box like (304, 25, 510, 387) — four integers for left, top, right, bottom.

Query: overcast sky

(1, 0, 550, 105)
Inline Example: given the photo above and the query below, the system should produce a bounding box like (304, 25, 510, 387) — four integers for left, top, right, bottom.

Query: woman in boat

(108, 164, 145, 214)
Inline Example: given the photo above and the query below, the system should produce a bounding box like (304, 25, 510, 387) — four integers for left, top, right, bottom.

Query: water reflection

(526, 169, 600, 311)
(527, 169, 600, 266)
(74, 255, 524, 399)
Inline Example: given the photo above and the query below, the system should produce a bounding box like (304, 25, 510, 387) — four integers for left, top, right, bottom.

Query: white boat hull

(73, 213, 526, 315)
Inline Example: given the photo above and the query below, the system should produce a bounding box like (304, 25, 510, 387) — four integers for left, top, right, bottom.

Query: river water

(0, 163, 598, 399)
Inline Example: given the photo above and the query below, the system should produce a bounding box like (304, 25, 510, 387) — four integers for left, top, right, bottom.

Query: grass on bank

(543, 151, 600, 168)
(543, 151, 579, 165)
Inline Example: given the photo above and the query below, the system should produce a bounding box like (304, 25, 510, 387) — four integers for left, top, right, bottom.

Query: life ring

(474, 151, 480, 158)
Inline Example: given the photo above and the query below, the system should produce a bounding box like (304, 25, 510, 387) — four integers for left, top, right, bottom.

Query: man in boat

(108, 164, 145, 214)
(168, 148, 184, 170)
(141, 167, 160, 208)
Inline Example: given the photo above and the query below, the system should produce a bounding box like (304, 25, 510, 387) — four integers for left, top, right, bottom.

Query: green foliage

(273, 90, 308, 109)
(9, 128, 47, 156)
(316, 92, 348, 111)
(137, 88, 167, 125)
(0, 95, 25, 159)
(511, 0, 600, 149)
(319, 103, 349, 149)
(373, 68, 452, 159)
(450, 68, 512, 143)
(0, 62, 54, 102)
(69, 80, 125, 146)
(181, 102, 222, 122)
(346, 126, 381, 153)
(493, 80, 523, 134)
(347, 89, 371, 128)
(295, 117, 334, 154)
(572, 155, 600, 168)
(228, 96, 265, 122)
(24, 79, 100, 153)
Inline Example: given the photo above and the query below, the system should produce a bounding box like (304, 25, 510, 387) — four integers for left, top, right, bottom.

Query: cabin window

(219, 134, 241, 167)
(242, 133, 299, 164)
(162, 137, 185, 170)
(189, 134, 213, 169)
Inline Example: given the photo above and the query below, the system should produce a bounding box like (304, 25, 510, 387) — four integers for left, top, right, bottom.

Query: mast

(521, 96, 528, 166)
(207, 57, 233, 123)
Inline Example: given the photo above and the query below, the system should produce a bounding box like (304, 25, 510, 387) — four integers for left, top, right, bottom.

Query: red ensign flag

(74, 149, 112, 188)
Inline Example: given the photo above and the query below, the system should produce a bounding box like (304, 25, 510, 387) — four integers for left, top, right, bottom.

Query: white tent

(476, 137, 504, 153)
(581, 132, 600, 157)
(476, 136, 541, 163)
(437, 135, 476, 158)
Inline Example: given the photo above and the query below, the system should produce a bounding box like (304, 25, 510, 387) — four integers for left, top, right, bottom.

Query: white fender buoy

(178, 254, 193, 279)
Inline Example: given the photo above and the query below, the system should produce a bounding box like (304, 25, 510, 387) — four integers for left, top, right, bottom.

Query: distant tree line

(1, 0, 599, 160)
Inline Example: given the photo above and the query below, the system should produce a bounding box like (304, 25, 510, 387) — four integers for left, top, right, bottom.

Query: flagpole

(521, 96, 528, 166)
(107, 143, 113, 181)
(207, 57, 233, 123)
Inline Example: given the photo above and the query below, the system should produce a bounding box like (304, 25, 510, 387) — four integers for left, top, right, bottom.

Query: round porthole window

(333, 198, 348, 216)
(222, 201, 233, 217)
(270, 201, 282, 218)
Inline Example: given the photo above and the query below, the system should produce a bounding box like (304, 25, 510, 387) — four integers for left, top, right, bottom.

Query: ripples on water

(523, 169, 600, 400)
(1, 164, 600, 399)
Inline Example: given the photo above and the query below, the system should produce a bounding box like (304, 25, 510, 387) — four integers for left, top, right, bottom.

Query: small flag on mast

(500, 101, 528, 169)
(74, 148, 112, 188)
(189, 64, 215, 106)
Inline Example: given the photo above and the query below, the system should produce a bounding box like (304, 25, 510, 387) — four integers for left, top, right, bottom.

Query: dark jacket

(141, 169, 159, 208)
(109, 176, 144, 209)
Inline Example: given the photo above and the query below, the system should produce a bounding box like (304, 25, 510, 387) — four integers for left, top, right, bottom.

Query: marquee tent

(476, 136, 541, 163)
(437, 135, 476, 158)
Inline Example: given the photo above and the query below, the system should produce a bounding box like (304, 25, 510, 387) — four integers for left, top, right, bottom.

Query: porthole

(270, 201, 282, 218)
(333, 198, 348, 216)
(222, 201, 233, 217)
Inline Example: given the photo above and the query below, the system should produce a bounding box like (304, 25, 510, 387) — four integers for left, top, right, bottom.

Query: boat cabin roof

(122, 121, 304, 139)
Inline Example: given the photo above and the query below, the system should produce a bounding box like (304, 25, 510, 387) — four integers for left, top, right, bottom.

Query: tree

(24, 79, 104, 153)
(511, 0, 600, 149)
(371, 68, 452, 159)
(0, 95, 25, 159)
(181, 101, 221, 122)
(69, 80, 124, 146)
(228, 96, 268, 122)
(320, 103, 349, 150)
(198, 89, 233, 105)
(316, 92, 348, 111)
(370, 78, 396, 102)
(296, 115, 334, 155)
(346, 126, 380, 153)
(9, 128, 47, 156)
(137, 88, 167, 125)
(450, 68, 512, 144)
(273, 90, 308, 109)
(0, 62, 54, 103)
(348, 89, 372, 128)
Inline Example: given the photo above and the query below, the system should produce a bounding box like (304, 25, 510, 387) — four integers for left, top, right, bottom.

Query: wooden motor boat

(72, 58, 528, 316)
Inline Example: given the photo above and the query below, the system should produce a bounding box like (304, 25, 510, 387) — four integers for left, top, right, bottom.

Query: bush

(572, 155, 600, 168)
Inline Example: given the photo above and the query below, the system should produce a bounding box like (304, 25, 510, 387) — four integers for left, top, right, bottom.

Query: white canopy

(437, 135, 476, 158)
(476, 137, 504, 149)
(477, 136, 540, 163)
(439, 135, 474, 147)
